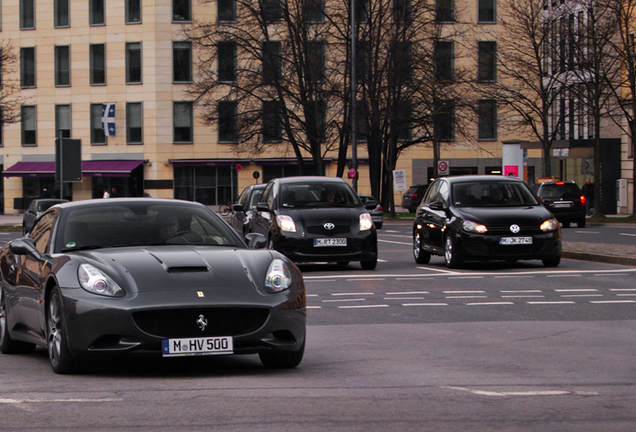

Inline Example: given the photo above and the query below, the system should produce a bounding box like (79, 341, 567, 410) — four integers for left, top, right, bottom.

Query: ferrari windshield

(452, 181, 539, 208)
(56, 201, 242, 252)
(280, 182, 361, 208)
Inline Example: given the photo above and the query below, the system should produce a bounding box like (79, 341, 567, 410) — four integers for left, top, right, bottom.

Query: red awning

(3, 160, 144, 178)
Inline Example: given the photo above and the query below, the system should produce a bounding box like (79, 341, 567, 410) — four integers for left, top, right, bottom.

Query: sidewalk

(0, 213, 634, 265)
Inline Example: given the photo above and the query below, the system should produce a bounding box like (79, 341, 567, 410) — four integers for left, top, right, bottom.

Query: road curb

(562, 251, 636, 266)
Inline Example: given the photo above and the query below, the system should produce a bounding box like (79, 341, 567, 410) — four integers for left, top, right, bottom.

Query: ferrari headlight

(462, 220, 488, 234)
(78, 264, 125, 297)
(360, 213, 373, 231)
(540, 218, 560, 232)
(276, 215, 296, 232)
(265, 259, 293, 292)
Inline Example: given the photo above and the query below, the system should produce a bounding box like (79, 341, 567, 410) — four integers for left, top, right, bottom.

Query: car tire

(259, 341, 305, 368)
(0, 289, 36, 355)
(360, 257, 377, 270)
(562, 221, 571, 228)
(444, 234, 463, 269)
(542, 255, 561, 267)
(577, 218, 586, 228)
(22, 225, 27, 236)
(413, 231, 431, 264)
(47, 287, 78, 374)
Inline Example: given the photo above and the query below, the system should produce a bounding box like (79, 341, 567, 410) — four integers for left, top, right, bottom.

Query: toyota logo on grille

(510, 224, 520, 233)
(324, 222, 335, 230)
(196, 314, 208, 331)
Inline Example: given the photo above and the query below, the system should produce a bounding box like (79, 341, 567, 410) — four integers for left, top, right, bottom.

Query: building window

(55, 45, 71, 87)
(434, 99, 455, 141)
(393, 0, 411, 23)
(218, 0, 236, 22)
(397, 100, 411, 141)
(218, 41, 236, 83)
(478, 41, 496, 82)
(174, 165, 237, 205)
(173, 0, 191, 22)
(356, 40, 370, 84)
(304, 0, 325, 23)
(21, 105, 37, 146)
(218, 100, 237, 142)
(54, 0, 69, 27)
(355, 0, 369, 23)
(174, 102, 193, 143)
(307, 41, 325, 84)
(126, 102, 143, 144)
(436, 0, 454, 22)
(91, 103, 106, 145)
(20, 0, 35, 29)
(478, 0, 495, 23)
(262, 0, 281, 23)
(263, 101, 282, 142)
(393, 41, 411, 82)
(55, 104, 71, 138)
(20, 47, 36, 88)
(126, 42, 142, 84)
(262, 41, 281, 85)
(173, 41, 192, 83)
(90, 0, 105, 25)
(90, 44, 106, 85)
(478, 99, 497, 140)
(435, 41, 454, 82)
(126, 0, 141, 23)
(306, 100, 326, 142)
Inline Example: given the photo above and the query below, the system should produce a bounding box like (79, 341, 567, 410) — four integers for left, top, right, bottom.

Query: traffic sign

(438, 160, 449, 176)
(235, 164, 242, 172)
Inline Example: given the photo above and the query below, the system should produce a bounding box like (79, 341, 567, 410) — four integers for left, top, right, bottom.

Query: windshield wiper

(61, 244, 103, 252)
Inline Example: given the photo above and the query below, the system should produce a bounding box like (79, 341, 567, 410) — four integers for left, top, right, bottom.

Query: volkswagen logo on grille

(510, 224, 521, 233)
(324, 222, 335, 230)
(196, 314, 208, 331)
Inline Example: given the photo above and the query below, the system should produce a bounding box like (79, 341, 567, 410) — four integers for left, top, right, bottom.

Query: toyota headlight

(462, 220, 488, 234)
(265, 259, 293, 292)
(360, 213, 373, 231)
(540, 218, 560, 232)
(78, 264, 125, 297)
(276, 215, 296, 232)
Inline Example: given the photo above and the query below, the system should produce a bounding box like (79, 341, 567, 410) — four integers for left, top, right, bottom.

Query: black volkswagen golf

(248, 176, 378, 270)
(412, 175, 561, 268)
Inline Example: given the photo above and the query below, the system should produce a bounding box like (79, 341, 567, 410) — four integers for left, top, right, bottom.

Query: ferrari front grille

(133, 307, 270, 338)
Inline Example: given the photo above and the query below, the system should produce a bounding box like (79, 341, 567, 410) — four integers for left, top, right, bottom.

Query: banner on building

(102, 103, 116, 136)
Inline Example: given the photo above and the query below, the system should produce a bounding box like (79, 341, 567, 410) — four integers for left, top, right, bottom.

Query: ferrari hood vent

(166, 266, 210, 273)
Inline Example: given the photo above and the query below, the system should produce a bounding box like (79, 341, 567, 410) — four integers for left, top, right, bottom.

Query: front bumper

(59, 286, 306, 359)
(274, 230, 377, 263)
(456, 230, 561, 261)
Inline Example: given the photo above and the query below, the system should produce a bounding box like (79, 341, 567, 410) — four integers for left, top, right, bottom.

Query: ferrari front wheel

(47, 287, 78, 374)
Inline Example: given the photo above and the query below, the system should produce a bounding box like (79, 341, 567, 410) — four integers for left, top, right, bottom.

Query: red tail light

(377, 205, 383, 211)
(580, 195, 586, 205)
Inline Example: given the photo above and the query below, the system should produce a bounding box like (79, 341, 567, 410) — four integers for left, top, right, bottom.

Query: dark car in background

(402, 184, 428, 213)
(1, 198, 306, 374)
(22, 199, 68, 235)
(358, 195, 383, 229)
(229, 184, 266, 238)
(530, 181, 586, 228)
(412, 175, 561, 268)
(249, 176, 378, 270)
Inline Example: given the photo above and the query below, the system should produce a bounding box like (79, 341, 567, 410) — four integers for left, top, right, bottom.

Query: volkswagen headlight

(78, 264, 125, 297)
(265, 259, 293, 292)
(360, 213, 373, 231)
(540, 218, 560, 232)
(462, 220, 488, 234)
(276, 215, 296, 232)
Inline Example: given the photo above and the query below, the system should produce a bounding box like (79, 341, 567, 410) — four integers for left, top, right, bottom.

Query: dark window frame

(126, 0, 142, 23)
(90, 103, 107, 145)
(126, 42, 142, 84)
(173, 41, 192, 83)
(478, 0, 495, 23)
(217, 41, 237, 83)
(126, 102, 143, 144)
(173, 101, 194, 143)
(54, 0, 70, 28)
(89, 0, 105, 25)
(262, 100, 282, 143)
(90, 43, 106, 85)
(20, 47, 36, 88)
(20, 0, 36, 30)
(478, 41, 496, 82)
(54, 45, 71, 87)
(55, 104, 72, 138)
(173, 0, 192, 22)
(218, 100, 238, 143)
(21, 105, 37, 146)
(435, 41, 454, 82)
(477, 99, 497, 140)
(217, 0, 236, 22)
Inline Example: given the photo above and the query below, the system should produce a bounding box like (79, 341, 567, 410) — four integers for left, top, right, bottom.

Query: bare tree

(477, 0, 566, 178)
(0, 41, 24, 127)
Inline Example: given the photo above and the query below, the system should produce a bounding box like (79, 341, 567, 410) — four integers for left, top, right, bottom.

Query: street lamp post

(350, 0, 358, 192)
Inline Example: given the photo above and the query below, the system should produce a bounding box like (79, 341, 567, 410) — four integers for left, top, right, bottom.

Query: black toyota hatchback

(249, 176, 378, 270)
(413, 175, 561, 268)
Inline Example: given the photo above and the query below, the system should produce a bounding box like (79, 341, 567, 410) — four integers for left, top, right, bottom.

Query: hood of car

(453, 205, 553, 226)
(73, 246, 275, 293)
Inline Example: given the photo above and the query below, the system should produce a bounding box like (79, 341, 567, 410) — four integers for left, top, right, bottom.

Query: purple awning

(82, 160, 143, 177)
(3, 160, 143, 178)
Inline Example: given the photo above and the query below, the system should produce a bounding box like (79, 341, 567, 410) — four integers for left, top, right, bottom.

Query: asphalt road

(0, 223, 635, 431)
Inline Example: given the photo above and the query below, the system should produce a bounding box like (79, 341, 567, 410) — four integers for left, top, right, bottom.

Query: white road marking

(307, 306, 322, 309)
(527, 301, 575, 305)
(547, 274, 582, 278)
(386, 291, 430, 295)
(560, 294, 603, 297)
(590, 300, 636, 304)
(500, 290, 542, 293)
(619, 233, 636, 237)
(384, 297, 426, 300)
(331, 292, 374, 296)
(501, 295, 545, 298)
(443, 290, 485, 294)
(555, 289, 598, 292)
(378, 239, 411, 245)
(322, 298, 367, 303)
(494, 275, 535, 279)
(610, 288, 636, 291)
(338, 304, 389, 309)
(403, 302, 448, 306)
(444, 386, 598, 397)
(447, 295, 488, 299)
(467, 302, 514, 306)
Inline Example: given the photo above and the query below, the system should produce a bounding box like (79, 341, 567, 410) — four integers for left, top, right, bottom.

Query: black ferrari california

(0, 198, 306, 373)
(413, 176, 561, 268)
